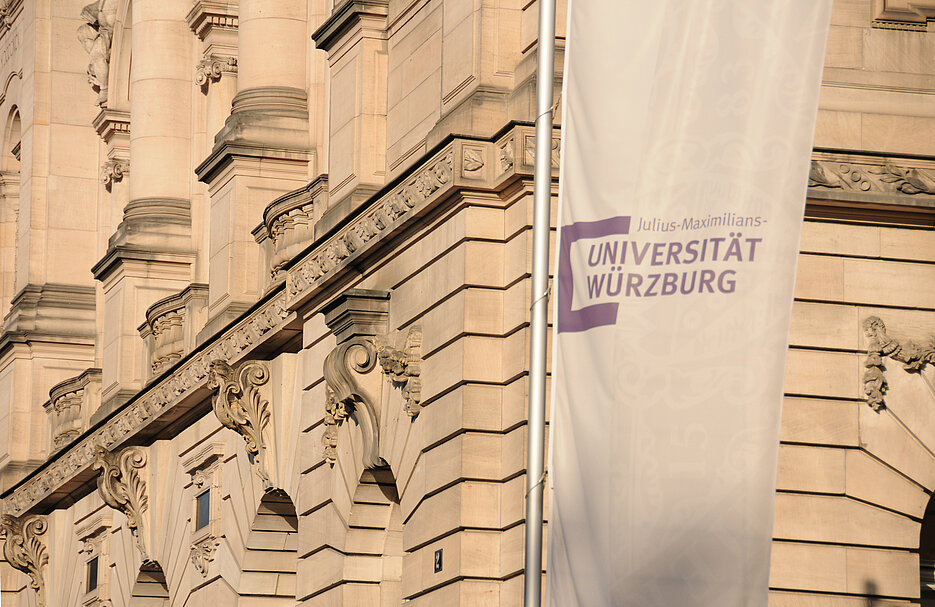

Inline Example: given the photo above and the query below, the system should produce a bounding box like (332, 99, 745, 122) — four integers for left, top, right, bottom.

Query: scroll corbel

(92, 445, 150, 561)
(0, 513, 48, 606)
(206, 360, 272, 489)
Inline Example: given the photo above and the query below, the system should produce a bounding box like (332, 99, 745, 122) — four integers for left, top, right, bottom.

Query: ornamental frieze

(286, 149, 455, 307)
(809, 158, 935, 196)
(2, 292, 291, 517)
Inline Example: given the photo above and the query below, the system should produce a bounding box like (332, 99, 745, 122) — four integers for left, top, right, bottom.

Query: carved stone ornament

(76, 0, 117, 107)
(809, 159, 935, 195)
(206, 360, 272, 489)
(323, 338, 382, 467)
(93, 446, 150, 560)
(0, 514, 48, 605)
(862, 316, 935, 411)
(377, 326, 423, 417)
(4, 292, 290, 519)
(190, 536, 219, 577)
(100, 158, 127, 188)
(323, 325, 424, 465)
(195, 55, 237, 89)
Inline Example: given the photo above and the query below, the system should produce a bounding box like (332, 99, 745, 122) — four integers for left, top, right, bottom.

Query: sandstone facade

(0, 0, 930, 605)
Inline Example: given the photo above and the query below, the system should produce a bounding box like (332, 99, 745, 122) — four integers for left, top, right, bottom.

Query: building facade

(0, 0, 930, 605)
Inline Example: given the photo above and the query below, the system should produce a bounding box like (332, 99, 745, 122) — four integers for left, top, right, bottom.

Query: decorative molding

(2, 291, 291, 517)
(462, 146, 485, 174)
(99, 159, 127, 189)
(0, 514, 48, 605)
(139, 284, 209, 377)
(195, 55, 237, 89)
(75, 510, 113, 604)
(45, 369, 102, 453)
(287, 150, 453, 307)
(809, 159, 935, 195)
(0, 0, 22, 34)
(523, 133, 561, 168)
(181, 441, 223, 578)
(186, 0, 239, 41)
(77, 0, 117, 107)
(257, 176, 328, 277)
(498, 138, 514, 174)
(91, 109, 130, 144)
(378, 326, 423, 417)
(862, 316, 935, 411)
(206, 360, 272, 489)
(92, 446, 149, 560)
(873, 0, 935, 29)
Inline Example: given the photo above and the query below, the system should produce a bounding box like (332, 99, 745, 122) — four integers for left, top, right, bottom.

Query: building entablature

(0, 124, 548, 521)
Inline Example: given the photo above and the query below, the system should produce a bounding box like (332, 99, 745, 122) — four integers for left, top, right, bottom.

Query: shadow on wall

(864, 580, 877, 607)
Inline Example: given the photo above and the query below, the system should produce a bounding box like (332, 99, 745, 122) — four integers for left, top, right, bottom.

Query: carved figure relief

(862, 316, 935, 411)
(77, 0, 117, 107)
(206, 360, 272, 489)
(92, 446, 149, 560)
(0, 514, 48, 605)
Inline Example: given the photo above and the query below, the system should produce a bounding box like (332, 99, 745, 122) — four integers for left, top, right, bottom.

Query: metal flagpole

(524, 0, 556, 605)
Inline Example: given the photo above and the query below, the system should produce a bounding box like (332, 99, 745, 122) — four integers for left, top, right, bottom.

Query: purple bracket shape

(557, 216, 631, 333)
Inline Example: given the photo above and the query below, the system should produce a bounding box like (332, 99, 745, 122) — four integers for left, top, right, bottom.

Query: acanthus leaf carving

(206, 360, 272, 489)
(0, 514, 48, 606)
(190, 536, 219, 577)
(377, 326, 423, 417)
(92, 446, 150, 561)
(861, 316, 935, 411)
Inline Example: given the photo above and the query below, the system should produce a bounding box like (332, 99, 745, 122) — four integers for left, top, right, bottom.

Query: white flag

(546, 1, 832, 605)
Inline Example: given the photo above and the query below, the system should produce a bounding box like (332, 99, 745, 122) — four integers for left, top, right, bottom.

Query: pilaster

(312, 0, 389, 229)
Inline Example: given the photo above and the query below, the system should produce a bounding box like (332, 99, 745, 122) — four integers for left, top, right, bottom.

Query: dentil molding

(874, 0, 935, 29)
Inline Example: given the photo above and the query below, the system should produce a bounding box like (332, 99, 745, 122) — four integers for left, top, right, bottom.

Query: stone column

(195, 0, 314, 337)
(92, 0, 195, 412)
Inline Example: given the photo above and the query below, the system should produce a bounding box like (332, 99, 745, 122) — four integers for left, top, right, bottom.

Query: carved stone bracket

(862, 316, 935, 411)
(100, 158, 127, 189)
(206, 360, 272, 489)
(190, 535, 219, 577)
(195, 54, 237, 90)
(321, 290, 390, 467)
(92, 446, 149, 561)
(0, 514, 48, 605)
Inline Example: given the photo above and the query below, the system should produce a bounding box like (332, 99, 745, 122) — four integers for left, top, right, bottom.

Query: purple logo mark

(558, 216, 630, 333)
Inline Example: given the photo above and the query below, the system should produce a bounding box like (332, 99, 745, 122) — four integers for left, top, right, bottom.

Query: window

(196, 489, 211, 531)
(86, 556, 99, 592)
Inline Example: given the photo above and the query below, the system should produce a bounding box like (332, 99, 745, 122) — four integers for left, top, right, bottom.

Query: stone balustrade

(254, 176, 328, 280)
(138, 284, 209, 379)
(44, 369, 102, 453)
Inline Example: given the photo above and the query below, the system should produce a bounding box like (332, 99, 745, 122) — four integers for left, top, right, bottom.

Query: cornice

(186, 0, 238, 40)
(312, 0, 389, 53)
(1, 288, 295, 517)
(91, 109, 130, 144)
